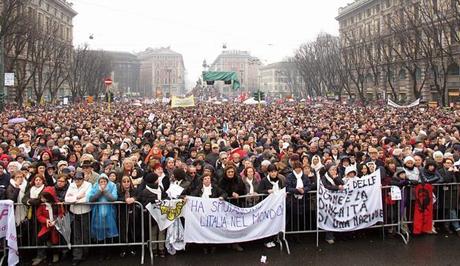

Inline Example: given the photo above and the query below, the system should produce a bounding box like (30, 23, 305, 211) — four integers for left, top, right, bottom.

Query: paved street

(35, 232, 460, 266)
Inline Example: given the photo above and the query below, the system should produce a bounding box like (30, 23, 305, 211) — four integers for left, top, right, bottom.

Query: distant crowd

(0, 102, 459, 265)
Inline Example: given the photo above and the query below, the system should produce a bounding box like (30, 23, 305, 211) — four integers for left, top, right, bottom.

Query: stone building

(259, 61, 304, 98)
(336, 0, 460, 104)
(138, 47, 185, 97)
(209, 50, 261, 96)
(106, 51, 140, 97)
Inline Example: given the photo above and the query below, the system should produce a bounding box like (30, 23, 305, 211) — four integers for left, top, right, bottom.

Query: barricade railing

(401, 182, 460, 237)
(284, 186, 409, 246)
(5, 201, 145, 265)
(3, 184, 426, 265)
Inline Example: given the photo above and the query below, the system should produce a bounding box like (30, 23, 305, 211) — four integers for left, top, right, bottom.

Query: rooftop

(336, 0, 375, 20)
(53, 0, 78, 16)
(260, 61, 295, 70)
(137, 47, 182, 58)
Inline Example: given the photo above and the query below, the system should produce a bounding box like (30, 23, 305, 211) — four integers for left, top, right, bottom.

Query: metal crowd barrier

(284, 186, 409, 246)
(402, 182, 460, 240)
(4, 201, 145, 265)
(8, 182, 458, 264)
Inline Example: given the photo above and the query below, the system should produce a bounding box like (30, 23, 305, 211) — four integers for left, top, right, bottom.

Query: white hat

(282, 142, 290, 150)
(433, 151, 444, 159)
(57, 160, 68, 168)
(345, 166, 357, 176)
(261, 160, 271, 167)
(404, 156, 415, 164)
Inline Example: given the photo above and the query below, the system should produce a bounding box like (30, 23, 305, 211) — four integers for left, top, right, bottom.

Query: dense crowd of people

(0, 101, 459, 265)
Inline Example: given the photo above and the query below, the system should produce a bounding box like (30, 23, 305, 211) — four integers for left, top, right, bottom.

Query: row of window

(341, 0, 445, 28)
(36, 0, 73, 23)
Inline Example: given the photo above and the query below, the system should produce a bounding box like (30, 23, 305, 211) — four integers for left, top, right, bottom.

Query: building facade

(336, 0, 460, 104)
(106, 51, 140, 97)
(259, 61, 304, 98)
(209, 50, 261, 95)
(2, 0, 77, 102)
(138, 47, 185, 97)
(21, 0, 76, 44)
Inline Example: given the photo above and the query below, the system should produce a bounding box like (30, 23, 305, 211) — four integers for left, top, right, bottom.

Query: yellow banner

(171, 95, 195, 108)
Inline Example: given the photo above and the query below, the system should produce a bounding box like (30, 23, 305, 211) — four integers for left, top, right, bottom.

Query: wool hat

(403, 156, 415, 164)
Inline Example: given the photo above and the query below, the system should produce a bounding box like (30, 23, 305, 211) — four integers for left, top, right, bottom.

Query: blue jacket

(87, 176, 118, 241)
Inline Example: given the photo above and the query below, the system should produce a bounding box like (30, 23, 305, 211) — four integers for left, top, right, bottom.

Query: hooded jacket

(87, 175, 118, 241)
(36, 186, 64, 244)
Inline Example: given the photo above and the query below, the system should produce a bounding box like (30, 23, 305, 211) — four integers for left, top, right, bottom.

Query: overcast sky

(72, 0, 352, 88)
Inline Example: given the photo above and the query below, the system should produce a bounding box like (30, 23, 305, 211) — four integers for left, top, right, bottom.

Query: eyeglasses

(122, 180, 130, 183)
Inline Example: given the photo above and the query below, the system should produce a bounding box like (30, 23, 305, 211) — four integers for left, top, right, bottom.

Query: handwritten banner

(0, 200, 19, 265)
(184, 189, 286, 243)
(317, 171, 383, 232)
(171, 96, 195, 108)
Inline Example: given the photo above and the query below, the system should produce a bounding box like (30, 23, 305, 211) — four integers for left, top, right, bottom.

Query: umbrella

(55, 214, 72, 249)
(8, 118, 28, 124)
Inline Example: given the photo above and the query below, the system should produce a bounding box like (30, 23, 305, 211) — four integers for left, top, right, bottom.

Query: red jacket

(36, 187, 64, 244)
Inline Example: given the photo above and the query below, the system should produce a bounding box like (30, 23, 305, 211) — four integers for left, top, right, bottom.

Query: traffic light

(206, 80, 214, 85)
(224, 80, 232, 85)
(252, 90, 265, 102)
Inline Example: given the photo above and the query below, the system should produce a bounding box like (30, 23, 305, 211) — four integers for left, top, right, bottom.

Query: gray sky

(72, 0, 351, 88)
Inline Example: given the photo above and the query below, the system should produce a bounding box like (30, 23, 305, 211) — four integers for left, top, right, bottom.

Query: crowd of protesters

(0, 101, 459, 265)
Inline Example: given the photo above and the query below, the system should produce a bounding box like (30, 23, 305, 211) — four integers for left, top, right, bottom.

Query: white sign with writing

(184, 189, 286, 243)
(317, 171, 383, 232)
(391, 186, 402, 201)
(4, 73, 14, 86)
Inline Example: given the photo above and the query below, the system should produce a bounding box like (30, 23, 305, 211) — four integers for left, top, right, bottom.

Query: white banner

(0, 200, 19, 265)
(388, 98, 420, 108)
(317, 172, 383, 232)
(146, 199, 185, 231)
(184, 189, 286, 243)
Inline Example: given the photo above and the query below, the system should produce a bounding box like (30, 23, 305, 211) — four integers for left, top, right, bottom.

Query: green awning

(202, 71, 241, 90)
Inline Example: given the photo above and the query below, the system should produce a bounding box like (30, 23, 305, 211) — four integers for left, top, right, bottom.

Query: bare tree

(28, 22, 60, 103)
(414, 0, 456, 106)
(294, 42, 323, 98)
(0, 0, 25, 40)
(66, 46, 112, 102)
(341, 31, 368, 103)
(80, 50, 112, 99)
(2, 4, 35, 106)
(315, 33, 351, 99)
(48, 41, 72, 103)
(67, 44, 89, 101)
